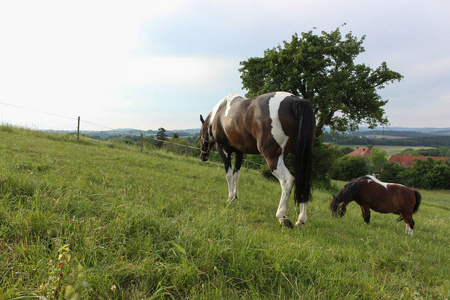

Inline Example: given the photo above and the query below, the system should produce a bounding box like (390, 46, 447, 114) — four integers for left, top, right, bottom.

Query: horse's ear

(200, 114, 205, 124)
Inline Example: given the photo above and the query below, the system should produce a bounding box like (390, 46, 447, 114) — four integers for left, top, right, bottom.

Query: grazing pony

(199, 92, 315, 228)
(330, 175, 421, 235)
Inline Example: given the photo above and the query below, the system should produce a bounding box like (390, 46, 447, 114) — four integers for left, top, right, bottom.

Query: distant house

(347, 147, 372, 158)
(388, 155, 450, 167)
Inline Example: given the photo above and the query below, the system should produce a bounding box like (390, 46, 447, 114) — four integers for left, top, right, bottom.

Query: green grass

(1, 126, 449, 299)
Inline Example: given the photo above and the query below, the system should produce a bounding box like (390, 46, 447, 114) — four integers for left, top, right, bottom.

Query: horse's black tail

(413, 189, 421, 214)
(292, 99, 315, 205)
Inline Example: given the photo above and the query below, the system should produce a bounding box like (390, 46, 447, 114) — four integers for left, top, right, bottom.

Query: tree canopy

(239, 25, 403, 136)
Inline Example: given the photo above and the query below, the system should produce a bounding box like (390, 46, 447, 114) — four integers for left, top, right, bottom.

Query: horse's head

(198, 114, 214, 161)
(330, 194, 346, 217)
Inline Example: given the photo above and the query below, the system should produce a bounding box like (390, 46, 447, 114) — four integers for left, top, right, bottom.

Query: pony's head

(330, 194, 346, 217)
(329, 178, 362, 217)
(198, 114, 214, 161)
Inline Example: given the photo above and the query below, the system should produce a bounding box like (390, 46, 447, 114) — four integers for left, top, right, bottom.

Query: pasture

(340, 145, 436, 156)
(0, 126, 449, 299)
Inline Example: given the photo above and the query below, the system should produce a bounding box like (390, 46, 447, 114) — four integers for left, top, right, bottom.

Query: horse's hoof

(281, 218, 294, 229)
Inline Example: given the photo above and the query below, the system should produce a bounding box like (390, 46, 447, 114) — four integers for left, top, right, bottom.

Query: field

(339, 145, 436, 156)
(1, 126, 449, 299)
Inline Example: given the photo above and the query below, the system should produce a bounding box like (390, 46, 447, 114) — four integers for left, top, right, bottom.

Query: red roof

(388, 155, 449, 167)
(348, 147, 371, 158)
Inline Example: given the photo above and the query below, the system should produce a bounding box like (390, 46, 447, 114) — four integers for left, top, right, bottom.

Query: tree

(379, 162, 406, 183)
(156, 127, 168, 148)
(330, 156, 369, 181)
(239, 25, 403, 136)
(368, 147, 388, 175)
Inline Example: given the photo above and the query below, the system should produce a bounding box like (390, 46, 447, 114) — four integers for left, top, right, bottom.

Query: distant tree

(173, 132, 180, 139)
(417, 148, 440, 156)
(438, 146, 450, 157)
(400, 148, 420, 156)
(156, 127, 168, 148)
(239, 25, 403, 136)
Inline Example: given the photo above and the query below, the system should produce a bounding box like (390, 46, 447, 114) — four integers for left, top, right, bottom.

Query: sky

(0, 0, 449, 131)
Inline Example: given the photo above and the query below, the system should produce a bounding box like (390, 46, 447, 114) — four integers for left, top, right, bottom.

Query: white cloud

(122, 56, 233, 85)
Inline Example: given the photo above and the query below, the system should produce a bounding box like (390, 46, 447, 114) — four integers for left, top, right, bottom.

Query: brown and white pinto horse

(199, 92, 315, 228)
(330, 175, 422, 235)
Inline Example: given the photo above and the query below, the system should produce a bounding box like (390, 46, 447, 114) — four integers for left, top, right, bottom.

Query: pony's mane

(335, 176, 371, 202)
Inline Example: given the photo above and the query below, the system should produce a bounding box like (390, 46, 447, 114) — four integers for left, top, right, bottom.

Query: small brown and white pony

(330, 175, 421, 235)
(199, 92, 315, 228)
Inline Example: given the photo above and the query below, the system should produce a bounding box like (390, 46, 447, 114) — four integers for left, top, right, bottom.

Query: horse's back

(212, 92, 302, 154)
(359, 177, 418, 213)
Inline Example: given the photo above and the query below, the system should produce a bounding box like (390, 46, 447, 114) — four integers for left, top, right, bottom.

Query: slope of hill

(1, 125, 448, 299)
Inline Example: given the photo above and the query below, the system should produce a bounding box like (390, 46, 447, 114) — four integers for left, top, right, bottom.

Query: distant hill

(79, 128, 201, 139)
(354, 127, 450, 137)
(49, 126, 450, 141)
(322, 127, 450, 147)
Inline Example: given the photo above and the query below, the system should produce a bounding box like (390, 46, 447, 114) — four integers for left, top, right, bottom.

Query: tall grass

(0, 126, 449, 299)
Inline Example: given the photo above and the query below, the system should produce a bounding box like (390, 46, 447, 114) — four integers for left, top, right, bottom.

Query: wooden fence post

(77, 116, 80, 143)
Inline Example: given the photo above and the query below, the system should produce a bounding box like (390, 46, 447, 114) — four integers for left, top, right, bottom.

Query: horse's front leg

(218, 147, 236, 202)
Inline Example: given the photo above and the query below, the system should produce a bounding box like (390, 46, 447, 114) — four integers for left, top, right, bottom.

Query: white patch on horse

(225, 167, 236, 202)
(269, 92, 293, 151)
(273, 155, 295, 221)
(405, 224, 413, 235)
(210, 94, 241, 126)
(224, 94, 241, 117)
(296, 203, 307, 226)
(366, 175, 404, 190)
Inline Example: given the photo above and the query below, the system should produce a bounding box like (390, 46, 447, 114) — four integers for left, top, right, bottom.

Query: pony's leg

(405, 224, 413, 235)
(232, 152, 244, 200)
(360, 206, 371, 224)
(218, 148, 236, 202)
(295, 202, 307, 226)
(402, 213, 415, 235)
(270, 156, 295, 228)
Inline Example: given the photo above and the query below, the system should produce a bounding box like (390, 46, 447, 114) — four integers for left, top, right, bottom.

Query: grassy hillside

(1, 126, 449, 299)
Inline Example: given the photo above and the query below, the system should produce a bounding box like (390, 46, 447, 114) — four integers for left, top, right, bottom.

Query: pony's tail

(413, 189, 421, 214)
(292, 99, 315, 205)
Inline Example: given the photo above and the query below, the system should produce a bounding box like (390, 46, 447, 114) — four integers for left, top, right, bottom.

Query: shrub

(399, 157, 450, 189)
(379, 162, 406, 183)
(330, 156, 369, 181)
(426, 164, 450, 189)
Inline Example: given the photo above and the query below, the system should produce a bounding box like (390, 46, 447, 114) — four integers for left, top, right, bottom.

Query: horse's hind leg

(360, 205, 371, 224)
(232, 152, 244, 200)
(295, 203, 307, 226)
(402, 213, 415, 235)
(270, 156, 295, 228)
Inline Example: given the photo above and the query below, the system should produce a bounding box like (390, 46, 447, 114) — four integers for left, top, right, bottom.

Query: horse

(329, 175, 421, 235)
(198, 92, 315, 228)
